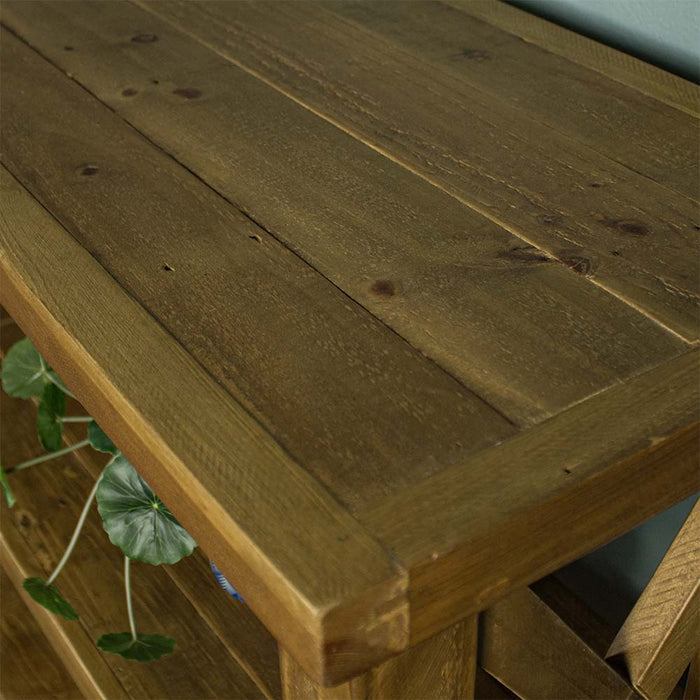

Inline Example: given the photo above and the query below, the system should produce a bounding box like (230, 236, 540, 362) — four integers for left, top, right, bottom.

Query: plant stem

(47, 373, 76, 399)
(60, 416, 92, 423)
(124, 556, 137, 642)
(5, 439, 90, 474)
(47, 474, 101, 585)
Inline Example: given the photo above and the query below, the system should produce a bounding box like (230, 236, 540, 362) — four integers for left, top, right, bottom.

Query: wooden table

(1, 1, 698, 697)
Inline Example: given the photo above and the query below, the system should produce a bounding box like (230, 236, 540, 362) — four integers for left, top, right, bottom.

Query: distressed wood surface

(0, 21, 514, 512)
(481, 587, 636, 699)
(446, 0, 700, 116)
(1, 0, 698, 687)
(0, 160, 408, 685)
(281, 617, 477, 700)
(0, 569, 85, 700)
(327, 0, 699, 200)
(608, 501, 700, 700)
(1, 0, 689, 430)
(127, 0, 700, 342)
(360, 349, 700, 642)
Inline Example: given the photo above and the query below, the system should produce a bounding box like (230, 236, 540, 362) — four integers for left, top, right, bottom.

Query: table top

(1, 0, 698, 686)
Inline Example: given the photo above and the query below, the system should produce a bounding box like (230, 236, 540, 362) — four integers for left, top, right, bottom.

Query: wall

(510, 0, 700, 82)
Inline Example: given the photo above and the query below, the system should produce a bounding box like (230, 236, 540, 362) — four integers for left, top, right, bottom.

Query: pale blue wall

(510, 0, 700, 81)
(509, 0, 699, 623)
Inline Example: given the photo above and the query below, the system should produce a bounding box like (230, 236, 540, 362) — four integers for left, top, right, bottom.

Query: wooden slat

(0, 334, 268, 700)
(359, 349, 700, 643)
(446, 0, 700, 117)
(0, 19, 514, 512)
(607, 501, 700, 700)
(0, 569, 85, 700)
(281, 617, 477, 699)
(326, 0, 699, 199)
(1, 1, 689, 429)
(0, 159, 410, 685)
(124, 0, 700, 342)
(481, 587, 636, 699)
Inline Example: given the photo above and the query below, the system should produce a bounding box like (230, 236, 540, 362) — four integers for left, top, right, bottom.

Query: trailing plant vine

(1, 337, 197, 662)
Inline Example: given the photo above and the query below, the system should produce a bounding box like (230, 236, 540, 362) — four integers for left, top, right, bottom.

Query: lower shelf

(1, 568, 84, 700)
(0, 320, 281, 700)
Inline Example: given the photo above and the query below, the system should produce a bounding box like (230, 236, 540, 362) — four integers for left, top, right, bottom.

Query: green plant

(1, 337, 197, 662)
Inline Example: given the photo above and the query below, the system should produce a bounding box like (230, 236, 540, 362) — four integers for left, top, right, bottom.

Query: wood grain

(608, 501, 700, 700)
(1, 0, 689, 429)
(281, 617, 477, 699)
(360, 348, 700, 643)
(326, 0, 699, 199)
(0, 336, 267, 699)
(0, 569, 85, 700)
(446, 0, 700, 117)
(0, 20, 514, 512)
(481, 586, 635, 699)
(125, 0, 700, 342)
(0, 160, 409, 684)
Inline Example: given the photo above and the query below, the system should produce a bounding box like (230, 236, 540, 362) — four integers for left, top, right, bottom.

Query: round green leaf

(1, 338, 71, 399)
(97, 632, 175, 662)
(37, 383, 66, 452)
(97, 456, 196, 565)
(1, 338, 47, 398)
(0, 466, 15, 508)
(23, 577, 78, 620)
(88, 421, 119, 454)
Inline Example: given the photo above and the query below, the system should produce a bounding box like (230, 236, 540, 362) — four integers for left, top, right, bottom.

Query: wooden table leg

(280, 616, 477, 699)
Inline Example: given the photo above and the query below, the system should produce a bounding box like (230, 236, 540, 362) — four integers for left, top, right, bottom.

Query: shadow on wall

(508, 0, 700, 83)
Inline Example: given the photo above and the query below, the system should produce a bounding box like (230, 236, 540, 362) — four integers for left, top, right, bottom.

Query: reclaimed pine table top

(1, 0, 698, 686)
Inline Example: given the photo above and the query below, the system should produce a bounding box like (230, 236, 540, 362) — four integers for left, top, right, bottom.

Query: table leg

(280, 616, 477, 699)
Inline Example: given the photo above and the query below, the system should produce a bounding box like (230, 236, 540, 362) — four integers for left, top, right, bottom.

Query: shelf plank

(1, 0, 689, 431)
(327, 0, 698, 199)
(0, 569, 85, 700)
(446, 0, 699, 116)
(121, 0, 700, 342)
(0, 21, 514, 511)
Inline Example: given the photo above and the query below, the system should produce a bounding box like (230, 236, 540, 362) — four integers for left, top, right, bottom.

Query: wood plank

(0, 159, 410, 685)
(326, 0, 699, 200)
(607, 501, 700, 700)
(281, 617, 477, 698)
(1, 1, 689, 428)
(480, 586, 635, 699)
(0, 342, 267, 699)
(0, 20, 515, 511)
(446, 0, 700, 117)
(359, 349, 700, 643)
(0, 569, 85, 700)
(124, 0, 700, 342)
